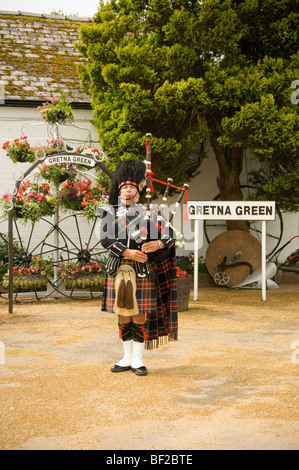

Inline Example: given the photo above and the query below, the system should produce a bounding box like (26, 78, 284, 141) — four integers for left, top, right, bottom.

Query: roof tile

(0, 11, 92, 103)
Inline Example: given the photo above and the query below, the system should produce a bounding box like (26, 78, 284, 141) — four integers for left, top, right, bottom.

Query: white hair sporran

(114, 264, 139, 316)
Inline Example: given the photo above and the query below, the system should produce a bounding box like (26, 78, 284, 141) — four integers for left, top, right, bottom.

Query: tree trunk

(206, 114, 249, 232)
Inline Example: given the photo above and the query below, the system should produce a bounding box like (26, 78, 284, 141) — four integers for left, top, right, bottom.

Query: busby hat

(109, 159, 147, 205)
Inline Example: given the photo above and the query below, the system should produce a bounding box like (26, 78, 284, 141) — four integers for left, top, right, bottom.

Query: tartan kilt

(101, 258, 178, 349)
(102, 260, 157, 316)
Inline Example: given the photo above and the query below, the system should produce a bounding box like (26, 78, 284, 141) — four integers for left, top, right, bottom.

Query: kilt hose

(101, 258, 178, 349)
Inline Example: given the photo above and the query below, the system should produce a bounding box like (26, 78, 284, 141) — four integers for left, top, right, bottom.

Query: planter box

(2, 274, 49, 292)
(64, 273, 105, 291)
(176, 276, 192, 311)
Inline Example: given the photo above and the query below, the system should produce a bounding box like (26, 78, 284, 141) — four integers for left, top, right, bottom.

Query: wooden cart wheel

(206, 230, 262, 287)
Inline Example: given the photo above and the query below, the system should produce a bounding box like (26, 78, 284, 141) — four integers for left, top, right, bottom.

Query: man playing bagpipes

(99, 127, 191, 377)
(99, 156, 179, 376)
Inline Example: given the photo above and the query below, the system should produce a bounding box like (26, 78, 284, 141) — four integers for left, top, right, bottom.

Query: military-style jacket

(100, 203, 175, 275)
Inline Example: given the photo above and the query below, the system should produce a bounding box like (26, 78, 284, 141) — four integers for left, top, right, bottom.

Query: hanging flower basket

(57, 178, 108, 218)
(2, 136, 35, 164)
(37, 90, 74, 125)
(0, 181, 56, 224)
(38, 162, 77, 186)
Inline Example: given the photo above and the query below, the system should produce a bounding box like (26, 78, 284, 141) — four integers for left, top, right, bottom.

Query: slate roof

(0, 11, 92, 105)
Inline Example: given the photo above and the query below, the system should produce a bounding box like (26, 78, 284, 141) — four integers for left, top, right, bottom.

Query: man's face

(119, 184, 140, 205)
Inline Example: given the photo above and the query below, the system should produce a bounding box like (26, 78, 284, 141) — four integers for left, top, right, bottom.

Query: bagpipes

(101, 133, 190, 313)
(97, 133, 189, 279)
(132, 133, 189, 275)
(144, 133, 189, 224)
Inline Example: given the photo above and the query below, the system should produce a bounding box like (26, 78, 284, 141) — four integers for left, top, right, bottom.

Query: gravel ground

(0, 284, 298, 450)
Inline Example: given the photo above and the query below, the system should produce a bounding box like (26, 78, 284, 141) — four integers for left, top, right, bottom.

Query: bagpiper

(99, 158, 178, 376)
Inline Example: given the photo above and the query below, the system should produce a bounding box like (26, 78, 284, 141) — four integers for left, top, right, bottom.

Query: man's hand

(142, 241, 164, 253)
(122, 249, 148, 263)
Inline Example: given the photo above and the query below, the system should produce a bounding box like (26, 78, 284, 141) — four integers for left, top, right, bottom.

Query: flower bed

(2, 273, 49, 292)
(176, 265, 191, 311)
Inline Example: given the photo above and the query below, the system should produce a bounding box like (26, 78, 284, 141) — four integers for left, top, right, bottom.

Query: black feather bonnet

(109, 159, 147, 206)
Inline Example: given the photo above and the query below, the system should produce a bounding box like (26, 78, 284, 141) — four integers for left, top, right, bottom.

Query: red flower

(176, 266, 187, 278)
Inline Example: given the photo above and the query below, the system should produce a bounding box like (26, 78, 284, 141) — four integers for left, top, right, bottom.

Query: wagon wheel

(0, 216, 64, 301)
(203, 185, 284, 258)
(206, 230, 262, 288)
(0, 213, 107, 301)
(40, 212, 107, 299)
(213, 271, 230, 286)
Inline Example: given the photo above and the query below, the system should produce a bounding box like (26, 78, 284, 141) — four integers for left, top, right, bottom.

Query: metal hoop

(13, 172, 24, 182)
(93, 151, 105, 163)
(1, 199, 13, 212)
(35, 148, 46, 161)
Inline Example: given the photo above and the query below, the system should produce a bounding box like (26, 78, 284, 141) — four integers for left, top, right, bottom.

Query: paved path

(0, 284, 298, 450)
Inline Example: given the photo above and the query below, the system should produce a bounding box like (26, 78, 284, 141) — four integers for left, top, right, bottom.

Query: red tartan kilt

(102, 261, 157, 315)
(101, 257, 178, 348)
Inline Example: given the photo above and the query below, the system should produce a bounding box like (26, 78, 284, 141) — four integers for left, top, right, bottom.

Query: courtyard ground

(0, 283, 298, 450)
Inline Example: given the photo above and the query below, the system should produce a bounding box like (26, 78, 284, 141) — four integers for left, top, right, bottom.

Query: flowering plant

(38, 90, 74, 125)
(176, 266, 187, 278)
(1, 256, 54, 291)
(176, 253, 208, 274)
(34, 137, 66, 158)
(57, 260, 103, 280)
(1, 180, 56, 224)
(2, 136, 35, 164)
(58, 178, 108, 219)
(12, 256, 54, 278)
(37, 162, 77, 185)
(76, 145, 104, 161)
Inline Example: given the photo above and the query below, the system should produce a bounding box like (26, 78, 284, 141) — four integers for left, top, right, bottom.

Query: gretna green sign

(186, 200, 276, 301)
(187, 201, 276, 220)
(44, 154, 96, 167)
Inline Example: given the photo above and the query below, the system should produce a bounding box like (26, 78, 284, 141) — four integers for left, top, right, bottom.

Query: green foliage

(0, 233, 21, 282)
(77, 0, 299, 210)
(176, 253, 208, 275)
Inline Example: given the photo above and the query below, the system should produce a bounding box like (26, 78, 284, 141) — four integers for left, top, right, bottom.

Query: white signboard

(186, 201, 276, 301)
(187, 201, 276, 220)
(44, 154, 96, 167)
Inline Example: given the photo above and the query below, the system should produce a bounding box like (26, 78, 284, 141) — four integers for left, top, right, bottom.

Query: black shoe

(131, 366, 148, 376)
(110, 364, 131, 373)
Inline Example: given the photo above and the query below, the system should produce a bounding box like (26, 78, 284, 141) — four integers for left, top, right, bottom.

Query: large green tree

(77, 0, 299, 224)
